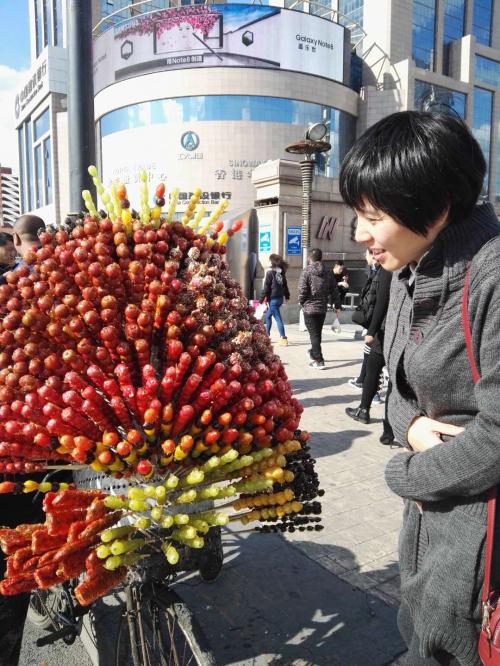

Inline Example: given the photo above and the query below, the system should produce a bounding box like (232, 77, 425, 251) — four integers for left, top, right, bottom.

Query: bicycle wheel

(115, 586, 215, 666)
(27, 587, 60, 630)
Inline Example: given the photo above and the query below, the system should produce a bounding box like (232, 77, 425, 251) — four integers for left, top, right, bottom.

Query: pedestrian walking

(298, 248, 341, 370)
(260, 253, 290, 346)
(340, 110, 499, 665)
(345, 262, 392, 425)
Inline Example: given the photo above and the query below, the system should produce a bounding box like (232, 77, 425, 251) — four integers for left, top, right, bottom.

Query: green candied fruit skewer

(161, 542, 180, 565)
(110, 537, 146, 556)
(175, 489, 197, 505)
(172, 526, 196, 541)
(164, 475, 179, 490)
(100, 525, 136, 543)
(128, 499, 149, 512)
(220, 449, 239, 465)
(104, 495, 128, 510)
(173, 514, 189, 525)
(96, 545, 111, 559)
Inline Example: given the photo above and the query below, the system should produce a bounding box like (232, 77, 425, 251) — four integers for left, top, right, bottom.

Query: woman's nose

(354, 220, 372, 244)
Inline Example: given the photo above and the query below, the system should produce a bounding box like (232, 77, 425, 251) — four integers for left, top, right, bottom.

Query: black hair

(339, 111, 486, 236)
(310, 248, 322, 262)
(334, 260, 344, 267)
(0, 233, 13, 247)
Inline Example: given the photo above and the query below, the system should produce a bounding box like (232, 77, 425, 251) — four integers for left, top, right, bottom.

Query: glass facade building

(18, 107, 53, 214)
(475, 55, 500, 88)
(442, 0, 465, 74)
(100, 95, 356, 178)
(412, 0, 437, 70)
(34, 0, 63, 56)
(472, 0, 493, 46)
(472, 87, 493, 197)
(414, 80, 466, 117)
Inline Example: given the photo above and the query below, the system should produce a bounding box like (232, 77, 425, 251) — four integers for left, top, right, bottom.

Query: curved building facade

(92, 3, 358, 212)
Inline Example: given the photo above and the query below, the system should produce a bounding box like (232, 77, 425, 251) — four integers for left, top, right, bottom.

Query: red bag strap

(462, 267, 497, 604)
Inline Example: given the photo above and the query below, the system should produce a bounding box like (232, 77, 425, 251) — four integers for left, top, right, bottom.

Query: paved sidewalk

(20, 322, 408, 666)
(278, 323, 403, 609)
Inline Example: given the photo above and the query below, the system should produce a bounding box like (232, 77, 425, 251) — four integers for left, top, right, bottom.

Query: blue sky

(0, 1, 30, 70)
(0, 1, 30, 172)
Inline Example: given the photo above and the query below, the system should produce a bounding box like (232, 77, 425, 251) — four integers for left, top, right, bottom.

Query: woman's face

(0, 240, 16, 266)
(354, 203, 447, 272)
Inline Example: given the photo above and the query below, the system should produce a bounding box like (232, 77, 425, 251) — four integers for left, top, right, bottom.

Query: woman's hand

(407, 416, 464, 452)
(364, 335, 374, 345)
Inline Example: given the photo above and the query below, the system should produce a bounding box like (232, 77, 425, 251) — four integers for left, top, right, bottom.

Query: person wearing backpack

(260, 254, 290, 346)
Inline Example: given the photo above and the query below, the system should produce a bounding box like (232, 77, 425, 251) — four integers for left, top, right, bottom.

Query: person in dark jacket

(261, 254, 290, 346)
(298, 248, 341, 369)
(340, 110, 498, 665)
(345, 266, 392, 424)
(332, 260, 349, 303)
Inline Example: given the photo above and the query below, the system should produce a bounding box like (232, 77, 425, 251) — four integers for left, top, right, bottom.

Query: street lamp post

(285, 124, 331, 330)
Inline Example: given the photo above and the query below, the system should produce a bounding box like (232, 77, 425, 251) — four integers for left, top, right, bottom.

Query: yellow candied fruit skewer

(189, 205, 206, 231)
(182, 188, 202, 225)
(166, 188, 180, 223)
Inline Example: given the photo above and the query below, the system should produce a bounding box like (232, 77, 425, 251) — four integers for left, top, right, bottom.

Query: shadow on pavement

(291, 376, 352, 395)
(309, 429, 370, 458)
(176, 531, 406, 666)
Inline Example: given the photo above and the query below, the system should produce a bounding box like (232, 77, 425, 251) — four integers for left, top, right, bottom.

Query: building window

(442, 0, 465, 75)
(35, 0, 43, 57)
(472, 87, 493, 198)
(26, 121, 34, 211)
(34, 108, 50, 141)
(497, 120, 500, 203)
(472, 0, 492, 46)
(42, 0, 51, 48)
(414, 80, 466, 118)
(32, 108, 53, 208)
(53, 0, 63, 46)
(99, 95, 356, 179)
(475, 55, 500, 88)
(412, 0, 436, 70)
(18, 129, 26, 214)
(338, 0, 364, 46)
(43, 138, 52, 206)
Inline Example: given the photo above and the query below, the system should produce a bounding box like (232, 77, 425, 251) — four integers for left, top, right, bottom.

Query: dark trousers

(357, 351, 369, 384)
(0, 490, 45, 666)
(304, 312, 326, 362)
(360, 347, 385, 410)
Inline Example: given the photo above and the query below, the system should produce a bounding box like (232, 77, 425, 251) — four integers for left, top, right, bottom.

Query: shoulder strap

(462, 267, 497, 604)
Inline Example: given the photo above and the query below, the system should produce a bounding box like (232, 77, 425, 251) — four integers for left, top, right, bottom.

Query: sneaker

(372, 393, 384, 404)
(345, 407, 370, 424)
(278, 337, 288, 346)
(348, 378, 363, 390)
(309, 360, 326, 370)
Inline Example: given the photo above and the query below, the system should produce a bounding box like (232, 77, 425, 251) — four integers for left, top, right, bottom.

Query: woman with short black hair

(340, 110, 499, 665)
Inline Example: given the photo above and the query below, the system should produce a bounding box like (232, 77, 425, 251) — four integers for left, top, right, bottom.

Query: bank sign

(93, 4, 344, 93)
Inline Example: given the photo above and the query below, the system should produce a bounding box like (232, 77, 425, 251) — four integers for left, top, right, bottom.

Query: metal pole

(67, 0, 96, 212)
(298, 157, 314, 332)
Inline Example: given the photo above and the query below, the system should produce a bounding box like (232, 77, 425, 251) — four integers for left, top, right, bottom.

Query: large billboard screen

(93, 5, 345, 93)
